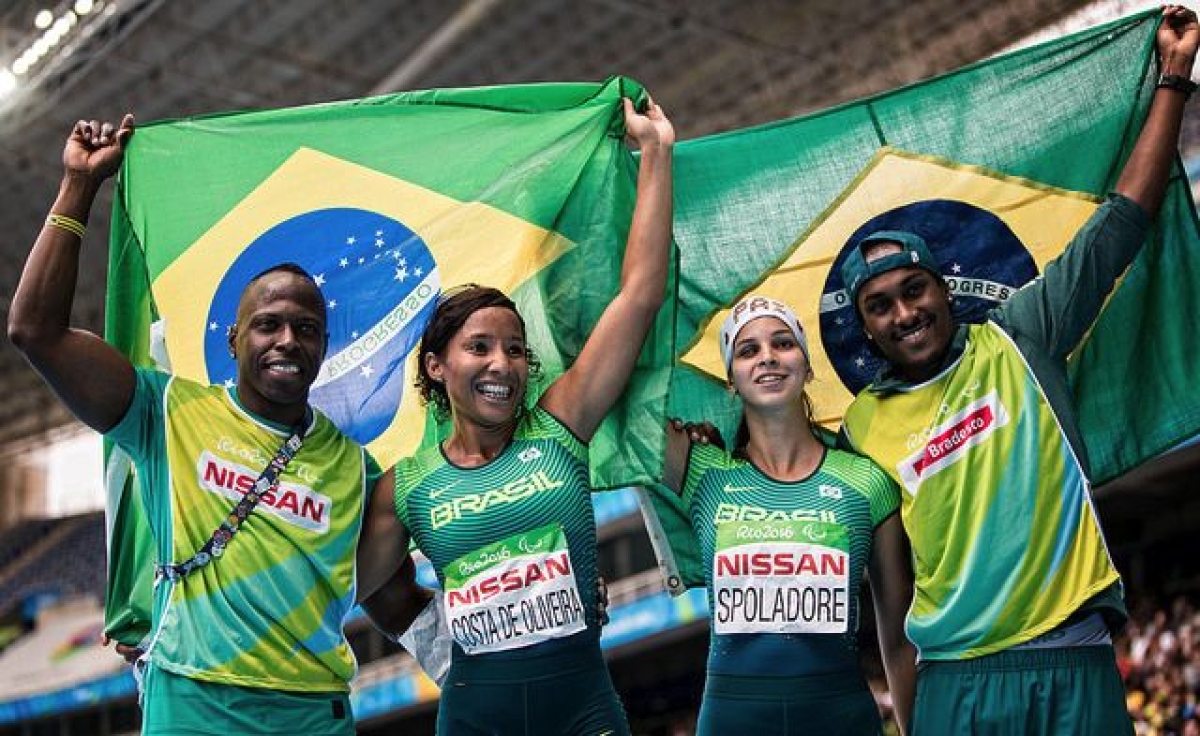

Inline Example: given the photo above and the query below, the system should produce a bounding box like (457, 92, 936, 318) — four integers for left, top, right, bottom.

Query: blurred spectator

(1122, 595, 1200, 736)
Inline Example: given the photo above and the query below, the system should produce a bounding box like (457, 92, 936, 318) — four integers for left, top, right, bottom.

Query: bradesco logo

(196, 451, 331, 533)
(898, 391, 1010, 494)
(431, 470, 564, 529)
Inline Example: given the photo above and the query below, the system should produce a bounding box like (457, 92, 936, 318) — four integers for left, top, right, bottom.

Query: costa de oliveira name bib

(712, 520, 850, 635)
(442, 523, 586, 654)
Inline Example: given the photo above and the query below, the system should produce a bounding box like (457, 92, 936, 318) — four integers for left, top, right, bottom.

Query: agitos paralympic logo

(203, 208, 440, 447)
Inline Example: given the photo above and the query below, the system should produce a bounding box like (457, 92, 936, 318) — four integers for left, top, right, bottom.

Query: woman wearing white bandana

(662, 295, 916, 735)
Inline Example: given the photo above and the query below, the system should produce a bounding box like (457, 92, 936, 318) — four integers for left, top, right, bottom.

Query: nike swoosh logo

(429, 481, 459, 499)
(722, 484, 756, 493)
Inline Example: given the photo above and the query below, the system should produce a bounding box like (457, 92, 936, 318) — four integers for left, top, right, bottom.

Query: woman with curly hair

(362, 96, 673, 735)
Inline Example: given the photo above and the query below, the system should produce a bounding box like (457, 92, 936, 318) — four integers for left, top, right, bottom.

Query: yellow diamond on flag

(680, 147, 1102, 427)
(152, 147, 574, 467)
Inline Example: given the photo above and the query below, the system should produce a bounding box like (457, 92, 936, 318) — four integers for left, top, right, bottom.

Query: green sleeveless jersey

(395, 406, 599, 659)
(842, 322, 1120, 661)
(106, 369, 375, 692)
(683, 443, 899, 676)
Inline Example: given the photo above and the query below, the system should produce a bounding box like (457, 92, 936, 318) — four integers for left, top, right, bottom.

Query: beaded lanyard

(156, 414, 308, 582)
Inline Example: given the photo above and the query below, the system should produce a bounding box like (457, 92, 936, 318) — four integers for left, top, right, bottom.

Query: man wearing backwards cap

(837, 7, 1197, 735)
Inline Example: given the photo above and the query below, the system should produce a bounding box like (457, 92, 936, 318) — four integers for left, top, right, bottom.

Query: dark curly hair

(415, 284, 542, 419)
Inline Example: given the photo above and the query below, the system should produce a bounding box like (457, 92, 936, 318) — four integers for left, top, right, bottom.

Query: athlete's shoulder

(824, 448, 894, 491)
(824, 448, 900, 520)
(308, 407, 353, 443)
(683, 443, 743, 502)
(395, 443, 446, 494)
(690, 441, 738, 472)
(523, 405, 587, 461)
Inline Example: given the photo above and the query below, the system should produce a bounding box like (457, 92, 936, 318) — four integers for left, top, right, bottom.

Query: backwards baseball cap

(719, 295, 809, 374)
(840, 230, 942, 309)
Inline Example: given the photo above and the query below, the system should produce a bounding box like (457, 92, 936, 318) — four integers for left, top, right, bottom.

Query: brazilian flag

(101, 77, 674, 643)
(647, 9, 1200, 591)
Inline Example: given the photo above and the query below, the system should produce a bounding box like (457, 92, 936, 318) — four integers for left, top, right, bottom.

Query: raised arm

(869, 514, 916, 736)
(1115, 5, 1199, 216)
(539, 97, 674, 441)
(1000, 7, 1199, 358)
(8, 115, 138, 433)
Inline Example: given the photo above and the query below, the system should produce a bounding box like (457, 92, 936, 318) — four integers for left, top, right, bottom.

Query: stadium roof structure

(0, 0, 1195, 461)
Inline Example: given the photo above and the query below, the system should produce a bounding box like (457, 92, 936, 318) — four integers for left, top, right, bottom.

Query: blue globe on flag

(204, 208, 440, 445)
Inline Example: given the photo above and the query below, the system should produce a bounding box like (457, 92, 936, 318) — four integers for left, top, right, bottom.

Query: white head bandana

(719, 295, 809, 375)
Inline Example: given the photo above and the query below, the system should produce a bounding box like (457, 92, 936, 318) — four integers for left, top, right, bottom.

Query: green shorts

(140, 664, 354, 736)
(697, 670, 881, 736)
(912, 646, 1132, 736)
(436, 639, 629, 736)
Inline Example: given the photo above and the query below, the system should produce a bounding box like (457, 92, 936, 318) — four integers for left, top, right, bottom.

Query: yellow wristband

(47, 213, 87, 239)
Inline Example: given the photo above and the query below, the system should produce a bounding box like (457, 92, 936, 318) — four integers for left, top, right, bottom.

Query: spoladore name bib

(712, 520, 850, 635)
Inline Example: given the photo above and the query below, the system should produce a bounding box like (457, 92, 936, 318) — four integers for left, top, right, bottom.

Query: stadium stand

(1119, 596, 1200, 735)
(0, 513, 106, 625)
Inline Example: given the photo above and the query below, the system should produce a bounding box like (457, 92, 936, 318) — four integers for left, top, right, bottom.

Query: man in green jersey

(9, 115, 429, 735)
(837, 7, 1198, 734)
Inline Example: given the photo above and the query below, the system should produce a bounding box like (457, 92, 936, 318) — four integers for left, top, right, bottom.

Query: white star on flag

(328, 299, 338, 310)
(395, 267, 408, 281)
(209, 321, 219, 331)
(314, 273, 326, 286)
(360, 364, 374, 378)
(339, 257, 349, 268)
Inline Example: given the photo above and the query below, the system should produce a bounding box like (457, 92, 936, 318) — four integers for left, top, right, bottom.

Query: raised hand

(1158, 5, 1199, 75)
(64, 114, 134, 183)
(622, 96, 675, 151)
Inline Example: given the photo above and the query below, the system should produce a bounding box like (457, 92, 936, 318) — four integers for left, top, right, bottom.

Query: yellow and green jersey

(106, 369, 377, 692)
(843, 323, 1119, 660)
(683, 443, 899, 676)
(395, 406, 600, 660)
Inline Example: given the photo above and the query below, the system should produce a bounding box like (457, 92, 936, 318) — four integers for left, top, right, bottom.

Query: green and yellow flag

(102, 78, 674, 643)
(647, 9, 1200, 590)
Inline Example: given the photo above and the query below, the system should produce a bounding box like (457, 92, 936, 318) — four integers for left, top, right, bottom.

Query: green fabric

(698, 671, 880, 736)
(642, 9, 1200, 592)
(102, 78, 675, 643)
(141, 664, 354, 736)
(436, 637, 628, 736)
(911, 647, 1132, 736)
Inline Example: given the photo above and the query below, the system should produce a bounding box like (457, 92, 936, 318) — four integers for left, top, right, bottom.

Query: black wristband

(1157, 73, 1197, 98)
